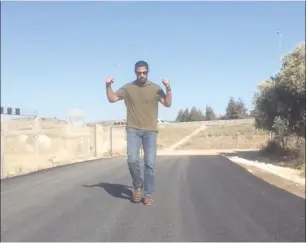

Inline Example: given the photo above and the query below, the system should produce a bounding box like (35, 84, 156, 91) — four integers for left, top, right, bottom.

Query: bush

(262, 139, 291, 156)
(261, 136, 306, 165)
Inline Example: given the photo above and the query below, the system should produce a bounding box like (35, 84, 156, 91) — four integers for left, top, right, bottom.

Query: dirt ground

(178, 124, 271, 150)
(157, 124, 202, 149)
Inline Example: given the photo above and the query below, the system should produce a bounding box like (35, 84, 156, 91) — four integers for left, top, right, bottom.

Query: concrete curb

(223, 155, 305, 186)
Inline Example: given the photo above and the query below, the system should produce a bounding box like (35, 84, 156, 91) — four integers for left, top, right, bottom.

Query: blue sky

(1, 1, 305, 122)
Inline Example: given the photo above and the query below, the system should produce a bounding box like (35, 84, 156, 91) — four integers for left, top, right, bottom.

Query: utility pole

(277, 30, 283, 66)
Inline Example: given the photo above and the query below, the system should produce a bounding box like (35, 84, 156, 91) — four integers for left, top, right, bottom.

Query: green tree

(225, 97, 238, 119)
(182, 108, 190, 122)
(225, 97, 248, 119)
(175, 109, 184, 122)
(254, 42, 306, 138)
(189, 106, 205, 121)
(205, 105, 216, 120)
(189, 107, 199, 121)
(236, 98, 248, 119)
(197, 108, 206, 121)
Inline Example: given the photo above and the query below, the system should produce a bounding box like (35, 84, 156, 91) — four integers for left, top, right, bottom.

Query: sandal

(143, 196, 154, 206)
(132, 188, 142, 203)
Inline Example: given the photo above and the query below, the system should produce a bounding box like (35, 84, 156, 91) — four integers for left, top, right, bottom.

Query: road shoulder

(158, 149, 306, 199)
(226, 160, 305, 199)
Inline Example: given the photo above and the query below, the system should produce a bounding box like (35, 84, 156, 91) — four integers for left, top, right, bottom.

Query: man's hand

(158, 78, 172, 107)
(105, 77, 121, 103)
(105, 77, 114, 87)
(161, 79, 170, 90)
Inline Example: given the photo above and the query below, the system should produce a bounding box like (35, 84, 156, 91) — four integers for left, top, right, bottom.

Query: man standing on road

(105, 61, 172, 206)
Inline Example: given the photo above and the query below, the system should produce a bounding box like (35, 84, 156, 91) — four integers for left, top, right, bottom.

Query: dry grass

(157, 124, 202, 149)
(202, 124, 268, 136)
(178, 124, 271, 150)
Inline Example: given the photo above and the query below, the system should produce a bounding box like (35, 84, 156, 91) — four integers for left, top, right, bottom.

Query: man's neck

(135, 79, 148, 86)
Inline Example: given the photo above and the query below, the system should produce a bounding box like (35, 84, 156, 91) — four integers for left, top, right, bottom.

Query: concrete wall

(0, 118, 258, 178)
(110, 126, 127, 156)
(1, 119, 108, 178)
(169, 118, 255, 126)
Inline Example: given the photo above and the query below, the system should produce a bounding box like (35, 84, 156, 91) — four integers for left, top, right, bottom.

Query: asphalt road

(1, 155, 305, 242)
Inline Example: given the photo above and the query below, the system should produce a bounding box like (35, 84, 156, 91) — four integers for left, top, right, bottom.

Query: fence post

(34, 117, 40, 165)
(87, 130, 90, 158)
(94, 124, 97, 158)
(236, 132, 239, 148)
(109, 126, 113, 156)
(1, 122, 9, 179)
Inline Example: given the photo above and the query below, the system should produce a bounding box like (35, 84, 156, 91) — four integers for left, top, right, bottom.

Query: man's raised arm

(158, 78, 172, 107)
(105, 77, 124, 103)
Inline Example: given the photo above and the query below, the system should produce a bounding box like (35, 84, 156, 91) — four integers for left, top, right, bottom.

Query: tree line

(175, 42, 305, 137)
(175, 97, 250, 122)
(175, 41, 305, 163)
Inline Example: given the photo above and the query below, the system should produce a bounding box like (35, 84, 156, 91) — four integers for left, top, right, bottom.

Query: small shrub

(261, 139, 291, 156)
(262, 135, 306, 165)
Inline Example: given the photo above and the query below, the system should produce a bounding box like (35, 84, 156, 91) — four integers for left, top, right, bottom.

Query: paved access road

(1, 155, 305, 241)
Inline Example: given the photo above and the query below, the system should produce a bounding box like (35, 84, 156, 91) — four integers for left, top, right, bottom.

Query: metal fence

(107, 118, 268, 156)
(0, 114, 262, 179)
(1, 107, 97, 179)
(167, 118, 255, 126)
(1, 107, 38, 179)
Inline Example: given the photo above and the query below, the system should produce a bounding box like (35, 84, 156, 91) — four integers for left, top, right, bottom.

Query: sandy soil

(157, 124, 202, 149)
(178, 124, 271, 150)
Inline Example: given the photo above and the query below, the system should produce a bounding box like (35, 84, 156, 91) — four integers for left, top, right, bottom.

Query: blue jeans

(126, 127, 157, 197)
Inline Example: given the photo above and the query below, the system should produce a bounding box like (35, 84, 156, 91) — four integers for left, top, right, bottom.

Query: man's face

(135, 66, 148, 83)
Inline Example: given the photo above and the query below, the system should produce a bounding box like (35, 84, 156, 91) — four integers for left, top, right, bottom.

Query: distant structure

(1, 106, 37, 118)
(68, 107, 86, 125)
(1, 106, 37, 116)
(1, 107, 21, 115)
(113, 120, 127, 126)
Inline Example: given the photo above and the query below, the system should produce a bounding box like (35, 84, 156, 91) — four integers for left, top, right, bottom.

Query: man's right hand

(105, 77, 114, 87)
(105, 77, 121, 103)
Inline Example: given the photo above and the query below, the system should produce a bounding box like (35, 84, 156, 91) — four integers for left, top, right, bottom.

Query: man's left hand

(162, 79, 170, 89)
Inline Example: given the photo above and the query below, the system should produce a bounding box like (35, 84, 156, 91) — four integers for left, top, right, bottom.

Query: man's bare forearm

(106, 85, 119, 103)
(164, 89, 172, 107)
(161, 79, 172, 107)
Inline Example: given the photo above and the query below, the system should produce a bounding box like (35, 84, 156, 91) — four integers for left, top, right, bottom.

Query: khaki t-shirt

(115, 80, 164, 132)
